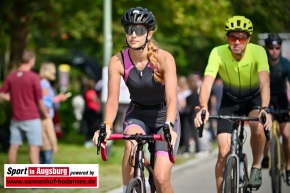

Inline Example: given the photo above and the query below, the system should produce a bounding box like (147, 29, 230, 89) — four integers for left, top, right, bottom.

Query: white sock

(123, 185, 127, 193)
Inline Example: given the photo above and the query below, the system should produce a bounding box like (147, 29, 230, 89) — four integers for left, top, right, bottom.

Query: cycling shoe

(248, 167, 262, 190)
(261, 156, 269, 169)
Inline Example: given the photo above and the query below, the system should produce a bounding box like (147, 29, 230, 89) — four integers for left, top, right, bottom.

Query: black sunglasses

(268, 46, 281, 50)
(124, 25, 148, 36)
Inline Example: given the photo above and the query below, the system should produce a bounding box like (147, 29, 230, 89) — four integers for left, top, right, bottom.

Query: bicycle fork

(133, 143, 147, 192)
(225, 126, 240, 193)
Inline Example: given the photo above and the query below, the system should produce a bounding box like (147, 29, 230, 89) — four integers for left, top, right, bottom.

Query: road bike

(198, 110, 269, 193)
(268, 108, 287, 193)
(97, 123, 175, 193)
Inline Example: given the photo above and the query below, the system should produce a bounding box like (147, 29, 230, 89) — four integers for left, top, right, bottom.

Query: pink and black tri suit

(120, 48, 180, 157)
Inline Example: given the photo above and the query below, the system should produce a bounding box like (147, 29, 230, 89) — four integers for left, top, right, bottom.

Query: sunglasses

(228, 36, 248, 44)
(268, 46, 281, 50)
(124, 25, 147, 36)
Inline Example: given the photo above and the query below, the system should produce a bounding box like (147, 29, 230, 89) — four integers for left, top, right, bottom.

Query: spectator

(39, 62, 68, 164)
(184, 74, 200, 154)
(177, 75, 191, 152)
(0, 49, 49, 164)
(50, 80, 63, 138)
(208, 76, 223, 141)
(71, 94, 85, 130)
(83, 78, 102, 148)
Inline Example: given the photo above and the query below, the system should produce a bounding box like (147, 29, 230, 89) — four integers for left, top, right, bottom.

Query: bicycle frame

(131, 138, 152, 193)
(99, 134, 160, 193)
(198, 111, 268, 193)
(269, 116, 287, 193)
(98, 133, 175, 193)
(270, 120, 286, 171)
(225, 119, 247, 193)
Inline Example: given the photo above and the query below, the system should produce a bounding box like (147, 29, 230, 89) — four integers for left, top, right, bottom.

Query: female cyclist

(92, 6, 180, 193)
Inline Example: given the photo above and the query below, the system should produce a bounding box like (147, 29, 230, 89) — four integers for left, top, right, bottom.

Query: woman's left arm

(158, 50, 178, 125)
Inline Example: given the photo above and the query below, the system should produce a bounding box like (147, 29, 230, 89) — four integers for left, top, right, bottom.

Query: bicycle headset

(121, 7, 156, 50)
(264, 33, 283, 46)
(224, 16, 253, 36)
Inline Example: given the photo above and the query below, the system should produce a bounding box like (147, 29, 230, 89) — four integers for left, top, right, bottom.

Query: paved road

(172, 126, 290, 193)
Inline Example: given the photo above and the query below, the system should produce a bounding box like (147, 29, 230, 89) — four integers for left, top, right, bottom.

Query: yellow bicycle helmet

(224, 16, 253, 36)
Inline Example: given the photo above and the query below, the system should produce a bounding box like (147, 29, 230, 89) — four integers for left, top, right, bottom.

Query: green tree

(0, 0, 289, 77)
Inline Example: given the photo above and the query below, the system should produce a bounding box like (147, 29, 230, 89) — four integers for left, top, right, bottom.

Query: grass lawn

(0, 132, 197, 193)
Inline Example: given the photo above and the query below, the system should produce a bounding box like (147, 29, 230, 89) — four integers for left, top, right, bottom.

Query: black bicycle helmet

(265, 33, 282, 46)
(121, 7, 156, 30)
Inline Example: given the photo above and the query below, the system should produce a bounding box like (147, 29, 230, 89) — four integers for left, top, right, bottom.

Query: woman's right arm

(104, 53, 123, 129)
(93, 53, 123, 143)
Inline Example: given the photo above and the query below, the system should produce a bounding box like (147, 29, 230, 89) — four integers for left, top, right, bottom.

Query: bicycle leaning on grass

(197, 110, 269, 193)
(267, 108, 288, 193)
(96, 123, 175, 193)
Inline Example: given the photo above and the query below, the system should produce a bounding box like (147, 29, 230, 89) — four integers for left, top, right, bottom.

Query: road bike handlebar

(261, 113, 270, 141)
(268, 108, 290, 115)
(96, 123, 175, 163)
(197, 110, 270, 140)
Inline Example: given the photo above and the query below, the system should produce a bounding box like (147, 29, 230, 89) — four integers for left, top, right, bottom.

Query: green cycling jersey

(205, 43, 269, 99)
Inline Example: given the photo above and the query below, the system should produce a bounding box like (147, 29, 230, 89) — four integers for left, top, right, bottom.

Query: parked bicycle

(96, 123, 175, 193)
(198, 110, 269, 193)
(267, 108, 288, 193)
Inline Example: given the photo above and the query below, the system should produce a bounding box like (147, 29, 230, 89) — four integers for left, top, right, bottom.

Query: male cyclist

(194, 16, 272, 193)
(261, 33, 290, 185)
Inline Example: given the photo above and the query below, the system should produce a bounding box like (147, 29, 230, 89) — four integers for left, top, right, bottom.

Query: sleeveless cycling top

(270, 57, 290, 95)
(121, 48, 165, 105)
(205, 43, 269, 99)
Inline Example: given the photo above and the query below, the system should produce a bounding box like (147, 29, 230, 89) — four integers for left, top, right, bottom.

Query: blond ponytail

(147, 39, 164, 83)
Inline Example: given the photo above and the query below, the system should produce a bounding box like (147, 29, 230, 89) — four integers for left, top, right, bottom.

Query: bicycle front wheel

(223, 156, 238, 193)
(239, 153, 249, 193)
(126, 178, 143, 193)
(270, 136, 281, 193)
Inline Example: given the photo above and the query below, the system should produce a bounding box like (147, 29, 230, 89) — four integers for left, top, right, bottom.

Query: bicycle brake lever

(97, 123, 107, 155)
(261, 112, 270, 141)
(197, 110, 206, 138)
(163, 124, 173, 155)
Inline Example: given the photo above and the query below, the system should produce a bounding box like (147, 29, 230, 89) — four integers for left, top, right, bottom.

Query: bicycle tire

(126, 178, 143, 193)
(239, 153, 250, 193)
(270, 136, 282, 193)
(223, 156, 238, 193)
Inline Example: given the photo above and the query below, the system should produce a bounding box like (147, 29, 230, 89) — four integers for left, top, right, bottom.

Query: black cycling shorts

(123, 102, 181, 157)
(217, 92, 261, 135)
(270, 93, 290, 123)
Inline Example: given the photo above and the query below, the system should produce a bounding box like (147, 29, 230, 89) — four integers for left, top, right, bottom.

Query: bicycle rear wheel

(126, 178, 143, 193)
(223, 156, 238, 193)
(270, 136, 281, 193)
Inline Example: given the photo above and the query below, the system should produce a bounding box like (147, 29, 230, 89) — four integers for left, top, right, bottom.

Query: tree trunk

(8, 21, 31, 72)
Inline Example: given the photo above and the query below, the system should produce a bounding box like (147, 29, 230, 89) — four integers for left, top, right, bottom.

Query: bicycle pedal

(248, 186, 259, 191)
(239, 180, 245, 187)
(246, 187, 252, 193)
